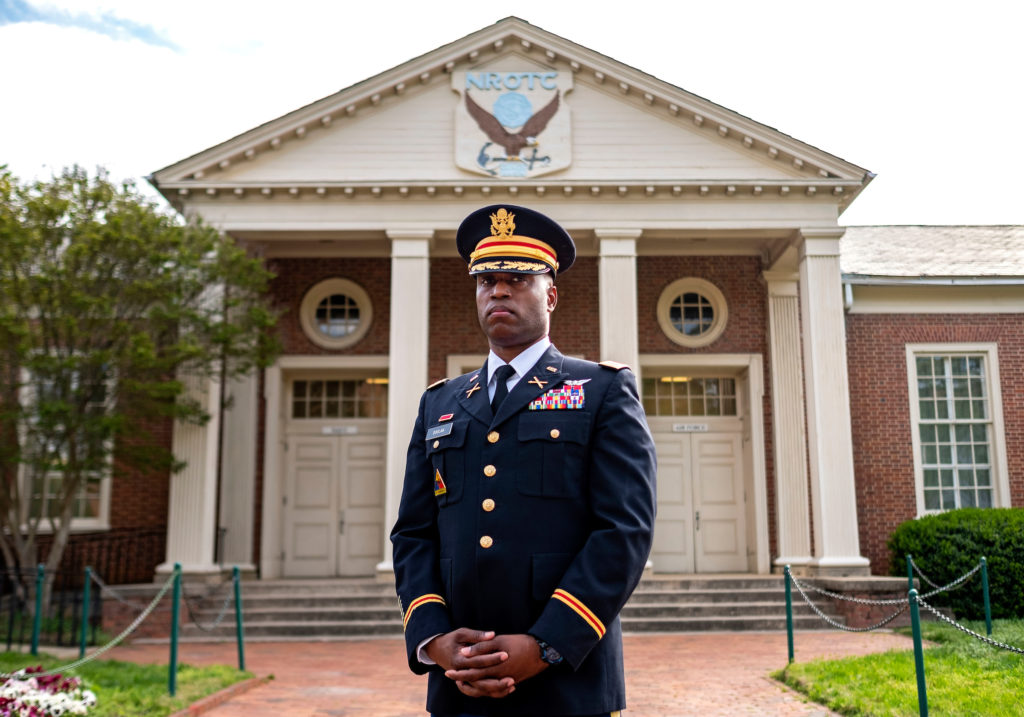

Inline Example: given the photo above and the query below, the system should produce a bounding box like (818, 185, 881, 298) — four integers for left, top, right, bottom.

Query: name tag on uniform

(426, 423, 454, 440)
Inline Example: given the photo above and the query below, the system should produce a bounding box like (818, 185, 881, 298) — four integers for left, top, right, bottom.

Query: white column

(217, 372, 258, 571)
(259, 365, 283, 579)
(764, 271, 813, 571)
(378, 231, 432, 575)
(157, 374, 223, 576)
(597, 230, 641, 371)
(798, 229, 870, 576)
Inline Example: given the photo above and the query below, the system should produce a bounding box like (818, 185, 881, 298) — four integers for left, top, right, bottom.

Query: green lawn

(774, 620, 1024, 716)
(0, 651, 253, 716)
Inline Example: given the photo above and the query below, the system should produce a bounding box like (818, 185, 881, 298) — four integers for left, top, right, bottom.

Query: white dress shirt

(485, 336, 552, 402)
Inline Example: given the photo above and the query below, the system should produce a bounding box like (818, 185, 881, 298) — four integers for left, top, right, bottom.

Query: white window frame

(299, 278, 373, 350)
(656, 277, 729, 348)
(17, 369, 113, 533)
(905, 343, 1011, 516)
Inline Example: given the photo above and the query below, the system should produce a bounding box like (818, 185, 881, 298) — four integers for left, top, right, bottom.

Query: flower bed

(0, 667, 96, 716)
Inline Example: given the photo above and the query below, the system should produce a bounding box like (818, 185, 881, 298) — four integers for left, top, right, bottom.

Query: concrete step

(181, 619, 403, 638)
(632, 577, 787, 591)
(231, 594, 397, 609)
(621, 601, 823, 619)
(626, 588, 792, 604)
(225, 606, 400, 623)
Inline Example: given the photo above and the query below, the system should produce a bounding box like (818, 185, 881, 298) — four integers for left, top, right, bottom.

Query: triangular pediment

(152, 17, 870, 209)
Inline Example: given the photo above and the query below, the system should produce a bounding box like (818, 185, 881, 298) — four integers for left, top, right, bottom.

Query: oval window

(299, 278, 373, 349)
(656, 278, 728, 348)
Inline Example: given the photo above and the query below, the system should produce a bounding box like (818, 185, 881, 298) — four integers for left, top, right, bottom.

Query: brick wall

(846, 313, 1024, 575)
(637, 256, 768, 355)
(109, 418, 173, 530)
(266, 258, 391, 355)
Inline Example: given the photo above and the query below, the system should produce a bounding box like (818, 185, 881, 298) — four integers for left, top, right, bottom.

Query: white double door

(283, 424, 385, 577)
(652, 426, 748, 573)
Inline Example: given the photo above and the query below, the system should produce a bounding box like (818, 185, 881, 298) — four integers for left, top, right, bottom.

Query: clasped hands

(425, 628, 549, 698)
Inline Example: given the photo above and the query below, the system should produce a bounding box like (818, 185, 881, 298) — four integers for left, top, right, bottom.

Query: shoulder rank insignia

(433, 468, 447, 496)
(599, 360, 630, 371)
(529, 382, 585, 410)
(426, 378, 449, 391)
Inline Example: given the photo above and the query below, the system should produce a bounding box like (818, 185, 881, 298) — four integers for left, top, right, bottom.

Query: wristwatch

(531, 635, 564, 665)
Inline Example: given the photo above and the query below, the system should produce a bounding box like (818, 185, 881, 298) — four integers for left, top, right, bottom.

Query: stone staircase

(170, 574, 842, 642)
(622, 575, 836, 632)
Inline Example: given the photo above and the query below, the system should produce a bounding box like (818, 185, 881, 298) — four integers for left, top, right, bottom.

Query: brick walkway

(106, 631, 912, 716)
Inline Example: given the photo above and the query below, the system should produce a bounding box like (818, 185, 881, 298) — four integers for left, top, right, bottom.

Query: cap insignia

(490, 208, 515, 238)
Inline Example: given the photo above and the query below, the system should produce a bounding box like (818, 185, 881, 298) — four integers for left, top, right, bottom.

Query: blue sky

(1, 0, 1022, 225)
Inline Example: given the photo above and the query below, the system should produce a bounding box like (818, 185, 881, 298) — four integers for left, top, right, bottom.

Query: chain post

(906, 553, 914, 593)
(909, 589, 929, 717)
(31, 564, 44, 656)
(980, 557, 992, 636)
(784, 566, 794, 663)
(79, 566, 92, 659)
(233, 566, 246, 671)
(169, 563, 182, 697)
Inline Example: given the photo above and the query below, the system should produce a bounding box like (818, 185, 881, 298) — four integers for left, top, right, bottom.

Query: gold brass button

(483, 464, 496, 477)
(550, 428, 560, 439)
(433, 440, 440, 449)
(487, 431, 500, 444)
(482, 498, 496, 512)
(480, 535, 493, 548)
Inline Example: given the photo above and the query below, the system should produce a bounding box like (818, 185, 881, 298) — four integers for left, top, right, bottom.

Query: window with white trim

(656, 278, 729, 348)
(20, 369, 112, 530)
(299, 278, 373, 350)
(291, 378, 388, 419)
(641, 376, 738, 416)
(908, 346, 1008, 513)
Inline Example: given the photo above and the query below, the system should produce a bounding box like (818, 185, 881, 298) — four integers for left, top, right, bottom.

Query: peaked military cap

(456, 204, 576, 277)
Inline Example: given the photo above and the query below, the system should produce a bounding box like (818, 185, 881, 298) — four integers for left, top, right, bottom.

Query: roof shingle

(840, 226, 1024, 278)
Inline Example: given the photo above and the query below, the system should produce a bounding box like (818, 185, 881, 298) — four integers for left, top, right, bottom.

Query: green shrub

(887, 507, 1024, 619)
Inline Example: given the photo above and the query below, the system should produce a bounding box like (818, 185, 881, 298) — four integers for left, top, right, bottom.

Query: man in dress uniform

(391, 204, 657, 717)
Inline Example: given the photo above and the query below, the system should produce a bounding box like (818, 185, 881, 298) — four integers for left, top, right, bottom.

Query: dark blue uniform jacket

(391, 345, 657, 716)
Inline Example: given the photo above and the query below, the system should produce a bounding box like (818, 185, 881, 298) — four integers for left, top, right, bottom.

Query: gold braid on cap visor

(468, 236, 559, 271)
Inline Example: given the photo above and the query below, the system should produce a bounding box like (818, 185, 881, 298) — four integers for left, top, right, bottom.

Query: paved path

(108, 631, 913, 716)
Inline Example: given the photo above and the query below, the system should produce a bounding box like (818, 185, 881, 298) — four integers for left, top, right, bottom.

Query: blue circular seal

(492, 92, 533, 128)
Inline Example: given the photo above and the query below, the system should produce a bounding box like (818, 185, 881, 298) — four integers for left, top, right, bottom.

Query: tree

(0, 166, 279, 604)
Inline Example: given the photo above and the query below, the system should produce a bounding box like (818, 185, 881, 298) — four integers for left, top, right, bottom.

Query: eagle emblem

(453, 70, 573, 178)
(465, 91, 561, 161)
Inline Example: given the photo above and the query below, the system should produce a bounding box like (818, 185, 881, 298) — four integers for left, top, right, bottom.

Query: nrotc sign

(453, 70, 573, 178)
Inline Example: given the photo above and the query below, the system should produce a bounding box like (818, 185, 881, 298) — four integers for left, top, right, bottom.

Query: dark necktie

(490, 364, 516, 414)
